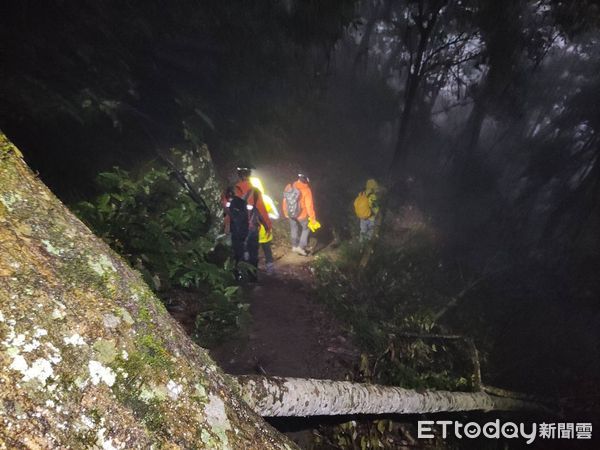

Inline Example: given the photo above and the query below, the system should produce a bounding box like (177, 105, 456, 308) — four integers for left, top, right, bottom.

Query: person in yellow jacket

(354, 178, 380, 241)
(250, 176, 279, 274)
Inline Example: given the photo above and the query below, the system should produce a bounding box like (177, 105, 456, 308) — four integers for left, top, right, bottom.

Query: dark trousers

(232, 230, 259, 268)
(261, 241, 273, 264)
(246, 230, 259, 268)
(232, 234, 245, 264)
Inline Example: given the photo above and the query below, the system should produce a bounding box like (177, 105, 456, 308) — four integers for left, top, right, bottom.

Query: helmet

(366, 179, 379, 193)
(297, 172, 310, 183)
(236, 162, 254, 178)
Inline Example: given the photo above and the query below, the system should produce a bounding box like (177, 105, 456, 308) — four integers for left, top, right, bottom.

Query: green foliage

(73, 165, 247, 345)
(193, 286, 250, 348)
(74, 166, 211, 288)
(313, 419, 411, 450)
(313, 231, 479, 391)
(313, 232, 487, 449)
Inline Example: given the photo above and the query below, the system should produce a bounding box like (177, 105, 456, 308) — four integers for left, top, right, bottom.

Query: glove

(308, 218, 321, 233)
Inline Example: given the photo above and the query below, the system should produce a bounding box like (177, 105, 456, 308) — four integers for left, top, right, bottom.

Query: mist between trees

(1, 0, 599, 448)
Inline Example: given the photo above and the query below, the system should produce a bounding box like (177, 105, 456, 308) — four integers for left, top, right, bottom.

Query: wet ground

(165, 239, 358, 381)
(163, 231, 358, 448)
(209, 250, 357, 380)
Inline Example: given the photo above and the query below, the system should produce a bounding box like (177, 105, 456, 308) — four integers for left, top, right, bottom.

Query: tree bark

(360, 1, 446, 268)
(0, 132, 295, 449)
(237, 376, 549, 417)
(388, 0, 446, 175)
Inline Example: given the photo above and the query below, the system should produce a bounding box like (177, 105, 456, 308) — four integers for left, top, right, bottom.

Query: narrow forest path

(209, 250, 358, 380)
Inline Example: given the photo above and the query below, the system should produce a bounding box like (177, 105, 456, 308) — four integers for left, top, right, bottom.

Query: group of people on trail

(223, 163, 380, 280)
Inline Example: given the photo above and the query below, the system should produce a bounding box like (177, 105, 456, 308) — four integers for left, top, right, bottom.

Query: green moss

(135, 334, 172, 372)
(109, 355, 171, 440)
(137, 305, 153, 324)
(115, 384, 166, 434)
(74, 429, 98, 447)
(141, 398, 170, 435)
(54, 350, 87, 401)
(109, 333, 173, 416)
(89, 408, 103, 424)
(0, 134, 23, 159)
(60, 254, 109, 292)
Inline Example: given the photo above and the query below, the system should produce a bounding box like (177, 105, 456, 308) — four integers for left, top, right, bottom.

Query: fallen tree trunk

(237, 376, 550, 417)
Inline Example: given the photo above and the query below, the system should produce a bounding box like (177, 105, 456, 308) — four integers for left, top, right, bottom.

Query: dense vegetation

(2, 0, 600, 447)
(74, 166, 247, 346)
(315, 234, 478, 391)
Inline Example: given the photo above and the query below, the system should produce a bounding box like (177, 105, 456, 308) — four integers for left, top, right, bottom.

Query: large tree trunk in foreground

(237, 376, 548, 417)
(0, 132, 295, 449)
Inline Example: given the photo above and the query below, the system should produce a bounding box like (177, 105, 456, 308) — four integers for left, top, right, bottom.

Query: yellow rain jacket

(250, 177, 279, 243)
(365, 179, 380, 216)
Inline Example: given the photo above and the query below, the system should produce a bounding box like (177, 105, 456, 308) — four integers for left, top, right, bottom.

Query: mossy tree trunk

(0, 132, 295, 449)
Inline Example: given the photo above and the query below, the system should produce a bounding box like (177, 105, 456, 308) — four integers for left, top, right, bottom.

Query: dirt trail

(209, 250, 357, 380)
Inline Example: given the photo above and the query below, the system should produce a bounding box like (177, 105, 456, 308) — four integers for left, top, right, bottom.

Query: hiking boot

(294, 247, 308, 256)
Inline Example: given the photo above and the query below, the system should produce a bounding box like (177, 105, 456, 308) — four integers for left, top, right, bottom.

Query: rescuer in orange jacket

(282, 172, 319, 256)
(223, 164, 272, 279)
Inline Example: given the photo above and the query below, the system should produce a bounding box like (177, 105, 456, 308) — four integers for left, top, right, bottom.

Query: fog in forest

(1, 1, 599, 449)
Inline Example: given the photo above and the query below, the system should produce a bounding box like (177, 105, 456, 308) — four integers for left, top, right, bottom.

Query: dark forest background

(2, 0, 600, 424)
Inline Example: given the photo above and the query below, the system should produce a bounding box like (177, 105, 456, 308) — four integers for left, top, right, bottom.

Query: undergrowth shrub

(312, 230, 491, 449)
(73, 165, 247, 345)
(313, 230, 479, 391)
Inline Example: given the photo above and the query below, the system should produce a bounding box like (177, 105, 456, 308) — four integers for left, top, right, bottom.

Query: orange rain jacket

(282, 180, 316, 221)
(223, 180, 272, 233)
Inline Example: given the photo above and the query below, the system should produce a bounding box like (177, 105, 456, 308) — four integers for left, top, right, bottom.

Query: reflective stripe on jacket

(225, 180, 272, 233)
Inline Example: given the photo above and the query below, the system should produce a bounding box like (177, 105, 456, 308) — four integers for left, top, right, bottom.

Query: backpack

(354, 191, 372, 219)
(228, 188, 259, 239)
(283, 184, 301, 219)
